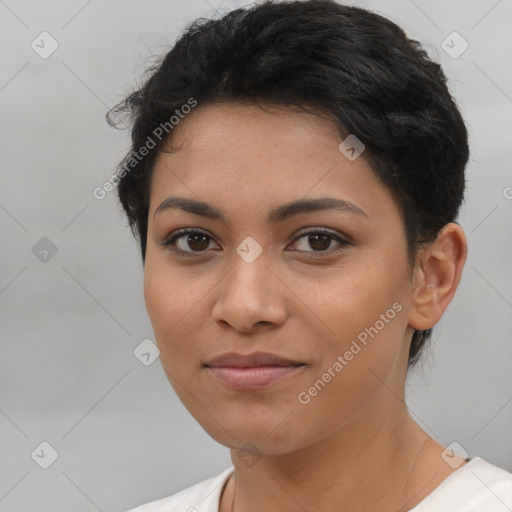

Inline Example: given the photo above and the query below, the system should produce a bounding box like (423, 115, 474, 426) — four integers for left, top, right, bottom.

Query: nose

(211, 251, 288, 333)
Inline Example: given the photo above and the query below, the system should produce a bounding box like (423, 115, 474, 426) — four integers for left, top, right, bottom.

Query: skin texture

(144, 102, 468, 511)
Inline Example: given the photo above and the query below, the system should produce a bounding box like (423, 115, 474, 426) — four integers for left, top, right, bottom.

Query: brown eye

(306, 233, 332, 251)
(181, 232, 210, 251)
(160, 229, 217, 256)
(290, 229, 351, 256)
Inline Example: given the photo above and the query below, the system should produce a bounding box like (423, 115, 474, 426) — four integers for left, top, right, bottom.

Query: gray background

(1, 0, 511, 511)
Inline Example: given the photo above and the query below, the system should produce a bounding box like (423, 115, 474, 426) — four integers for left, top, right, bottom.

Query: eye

(159, 228, 218, 257)
(158, 228, 351, 258)
(289, 229, 351, 256)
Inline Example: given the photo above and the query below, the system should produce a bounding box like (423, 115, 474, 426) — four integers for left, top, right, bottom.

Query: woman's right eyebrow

(154, 196, 370, 223)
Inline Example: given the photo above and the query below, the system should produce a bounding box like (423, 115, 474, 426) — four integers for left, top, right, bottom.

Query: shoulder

(126, 466, 234, 512)
(412, 457, 512, 511)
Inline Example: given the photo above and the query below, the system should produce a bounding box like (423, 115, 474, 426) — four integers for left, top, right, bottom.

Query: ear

(408, 223, 468, 331)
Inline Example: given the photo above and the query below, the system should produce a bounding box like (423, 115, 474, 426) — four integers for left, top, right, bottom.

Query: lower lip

(206, 365, 304, 390)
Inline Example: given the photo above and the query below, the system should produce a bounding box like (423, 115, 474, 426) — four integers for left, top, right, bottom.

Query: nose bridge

(212, 242, 286, 331)
(227, 243, 271, 304)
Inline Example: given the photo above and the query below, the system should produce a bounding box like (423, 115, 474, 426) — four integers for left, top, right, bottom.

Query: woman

(108, 1, 512, 510)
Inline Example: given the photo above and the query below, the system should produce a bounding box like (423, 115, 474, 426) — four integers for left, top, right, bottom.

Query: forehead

(148, 102, 398, 225)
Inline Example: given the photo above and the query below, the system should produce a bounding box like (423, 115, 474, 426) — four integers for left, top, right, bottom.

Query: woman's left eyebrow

(154, 196, 370, 223)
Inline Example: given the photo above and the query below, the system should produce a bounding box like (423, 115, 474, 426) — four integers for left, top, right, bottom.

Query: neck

(223, 400, 452, 512)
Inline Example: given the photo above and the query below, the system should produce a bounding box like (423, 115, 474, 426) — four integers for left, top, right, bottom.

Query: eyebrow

(154, 196, 369, 223)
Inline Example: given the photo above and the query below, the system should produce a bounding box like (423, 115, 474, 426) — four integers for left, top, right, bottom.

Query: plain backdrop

(1, 0, 511, 511)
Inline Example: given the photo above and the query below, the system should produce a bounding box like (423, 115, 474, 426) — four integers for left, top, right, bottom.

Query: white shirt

(127, 457, 512, 511)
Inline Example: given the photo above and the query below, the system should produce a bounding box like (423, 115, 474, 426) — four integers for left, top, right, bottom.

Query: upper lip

(204, 351, 304, 368)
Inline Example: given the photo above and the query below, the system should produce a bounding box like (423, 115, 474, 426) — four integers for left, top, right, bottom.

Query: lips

(204, 351, 305, 390)
(205, 351, 303, 368)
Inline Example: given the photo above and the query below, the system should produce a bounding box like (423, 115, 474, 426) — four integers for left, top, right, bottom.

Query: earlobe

(407, 223, 468, 331)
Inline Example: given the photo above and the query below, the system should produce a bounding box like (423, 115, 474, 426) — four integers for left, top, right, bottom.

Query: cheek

(144, 263, 194, 349)
(300, 255, 405, 344)
(293, 296, 407, 437)
(144, 256, 202, 324)
(143, 260, 218, 379)
(296, 253, 409, 392)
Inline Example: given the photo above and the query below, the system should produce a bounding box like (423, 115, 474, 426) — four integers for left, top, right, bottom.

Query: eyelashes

(157, 227, 352, 258)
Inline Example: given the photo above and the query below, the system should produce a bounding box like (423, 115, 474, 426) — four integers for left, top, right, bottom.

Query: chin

(195, 409, 307, 455)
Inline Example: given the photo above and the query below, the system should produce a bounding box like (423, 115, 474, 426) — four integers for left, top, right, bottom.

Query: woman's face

(144, 102, 418, 454)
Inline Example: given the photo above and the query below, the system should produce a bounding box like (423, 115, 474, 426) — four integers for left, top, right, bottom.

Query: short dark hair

(107, 0, 469, 367)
